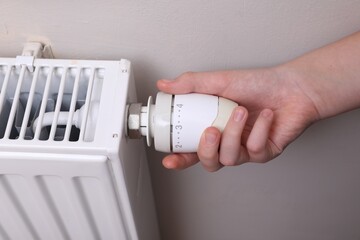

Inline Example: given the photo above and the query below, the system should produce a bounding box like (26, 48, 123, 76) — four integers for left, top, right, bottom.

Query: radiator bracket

(15, 42, 54, 72)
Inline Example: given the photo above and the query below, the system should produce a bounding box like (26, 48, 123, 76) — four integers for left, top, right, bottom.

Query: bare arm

(283, 31, 360, 119)
(157, 31, 360, 171)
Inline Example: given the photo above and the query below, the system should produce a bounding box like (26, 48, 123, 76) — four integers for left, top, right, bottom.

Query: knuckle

(179, 71, 195, 80)
(198, 153, 221, 172)
(219, 144, 241, 166)
(246, 142, 263, 156)
(220, 157, 237, 166)
(203, 164, 221, 172)
(198, 149, 214, 160)
(207, 167, 219, 172)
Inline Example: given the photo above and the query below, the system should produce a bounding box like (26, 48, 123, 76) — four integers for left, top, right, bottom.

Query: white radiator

(0, 45, 159, 240)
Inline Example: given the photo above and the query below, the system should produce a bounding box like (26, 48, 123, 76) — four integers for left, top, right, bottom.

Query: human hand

(157, 68, 320, 171)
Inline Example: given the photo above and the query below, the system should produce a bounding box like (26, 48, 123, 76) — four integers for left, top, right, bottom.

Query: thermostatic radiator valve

(126, 92, 238, 153)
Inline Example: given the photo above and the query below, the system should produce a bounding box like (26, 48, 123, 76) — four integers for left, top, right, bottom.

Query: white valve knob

(127, 92, 238, 153)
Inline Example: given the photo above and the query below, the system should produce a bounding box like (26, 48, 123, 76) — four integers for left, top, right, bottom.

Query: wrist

(273, 63, 322, 122)
(276, 32, 360, 119)
(278, 58, 360, 120)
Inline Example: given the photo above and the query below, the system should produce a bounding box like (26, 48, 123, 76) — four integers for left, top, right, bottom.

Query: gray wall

(1, 1, 360, 239)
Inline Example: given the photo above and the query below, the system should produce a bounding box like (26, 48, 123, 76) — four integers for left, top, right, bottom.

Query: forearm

(278, 31, 360, 119)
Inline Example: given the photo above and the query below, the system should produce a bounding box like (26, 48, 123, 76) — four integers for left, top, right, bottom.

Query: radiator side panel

(0, 152, 132, 240)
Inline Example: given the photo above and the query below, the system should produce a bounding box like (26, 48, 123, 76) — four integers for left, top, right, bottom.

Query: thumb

(157, 71, 232, 95)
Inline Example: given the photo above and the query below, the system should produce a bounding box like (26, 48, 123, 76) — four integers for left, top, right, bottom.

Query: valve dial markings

(173, 103, 183, 149)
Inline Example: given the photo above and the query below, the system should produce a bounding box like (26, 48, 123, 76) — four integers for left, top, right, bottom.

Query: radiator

(0, 43, 159, 240)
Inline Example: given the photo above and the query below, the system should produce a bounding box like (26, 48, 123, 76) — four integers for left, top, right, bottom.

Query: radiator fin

(0, 64, 103, 142)
(0, 154, 128, 240)
(0, 175, 41, 239)
(48, 67, 68, 140)
(35, 175, 72, 240)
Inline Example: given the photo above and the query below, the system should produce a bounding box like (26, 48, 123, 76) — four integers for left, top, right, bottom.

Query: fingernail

(205, 132, 218, 145)
(233, 108, 245, 122)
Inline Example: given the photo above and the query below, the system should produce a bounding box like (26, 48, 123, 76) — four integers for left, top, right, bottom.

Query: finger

(197, 127, 222, 172)
(157, 71, 232, 95)
(219, 106, 249, 166)
(162, 153, 199, 170)
(246, 109, 274, 163)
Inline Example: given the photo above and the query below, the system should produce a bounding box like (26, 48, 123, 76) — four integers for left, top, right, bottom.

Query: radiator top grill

(0, 64, 104, 142)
